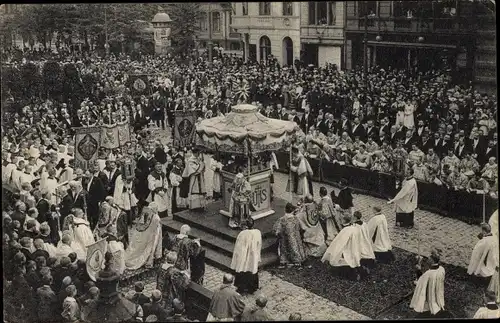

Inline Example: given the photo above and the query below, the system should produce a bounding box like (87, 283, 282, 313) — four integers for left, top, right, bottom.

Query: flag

(100, 124, 120, 150)
(127, 74, 150, 97)
(173, 110, 197, 148)
(86, 238, 108, 281)
(74, 126, 101, 171)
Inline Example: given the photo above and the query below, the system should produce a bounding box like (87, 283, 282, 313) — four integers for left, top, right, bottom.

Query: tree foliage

(167, 3, 203, 59)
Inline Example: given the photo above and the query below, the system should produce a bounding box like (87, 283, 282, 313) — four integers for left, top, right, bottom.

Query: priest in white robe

(182, 148, 206, 210)
(71, 208, 95, 260)
(40, 168, 60, 205)
(352, 211, 375, 271)
(388, 168, 418, 228)
(56, 232, 77, 259)
(125, 204, 162, 270)
(209, 155, 223, 200)
(410, 249, 446, 317)
(169, 157, 187, 214)
(367, 206, 395, 263)
(287, 146, 314, 204)
(147, 162, 170, 218)
(113, 174, 138, 220)
(489, 209, 498, 237)
(321, 215, 363, 281)
(296, 195, 327, 258)
(473, 290, 500, 319)
(230, 218, 262, 294)
(468, 223, 499, 285)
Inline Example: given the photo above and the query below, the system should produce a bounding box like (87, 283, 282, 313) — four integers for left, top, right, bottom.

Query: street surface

(123, 126, 486, 319)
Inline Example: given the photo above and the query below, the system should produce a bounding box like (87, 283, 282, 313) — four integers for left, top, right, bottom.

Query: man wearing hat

(142, 290, 170, 322)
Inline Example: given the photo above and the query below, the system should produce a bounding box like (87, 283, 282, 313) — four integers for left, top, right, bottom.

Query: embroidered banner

(100, 123, 120, 150)
(127, 74, 150, 97)
(116, 120, 131, 146)
(173, 110, 198, 148)
(74, 126, 101, 171)
(86, 238, 108, 281)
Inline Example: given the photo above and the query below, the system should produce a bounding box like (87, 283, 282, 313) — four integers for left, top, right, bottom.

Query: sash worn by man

(228, 170, 253, 229)
(287, 146, 313, 203)
(388, 168, 418, 228)
(182, 148, 206, 211)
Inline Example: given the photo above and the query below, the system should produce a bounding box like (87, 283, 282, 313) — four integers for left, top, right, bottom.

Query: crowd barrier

(274, 151, 498, 225)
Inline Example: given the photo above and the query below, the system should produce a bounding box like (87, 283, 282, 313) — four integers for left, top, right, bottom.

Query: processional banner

(100, 121, 131, 150)
(127, 74, 150, 97)
(86, 238, 108, 281)
(74, 126, 101, 171)
(173, 110, 198, 148)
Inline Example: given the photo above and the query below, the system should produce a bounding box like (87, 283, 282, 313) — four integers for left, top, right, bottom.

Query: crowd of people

(2, 42, 499, 321)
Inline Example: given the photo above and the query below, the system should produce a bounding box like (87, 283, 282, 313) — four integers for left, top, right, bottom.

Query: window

(242, 2, 248, 16)
(200, 12, 208, 31)
(259, 36, 271, 63)
(309, 2, 338, 25)
(212, 12, 221, 32)
(359, 1, 377, 17)
(230, 42, 241, 51)
(283, 2, 293, 16)
(259, 2, 271, 16)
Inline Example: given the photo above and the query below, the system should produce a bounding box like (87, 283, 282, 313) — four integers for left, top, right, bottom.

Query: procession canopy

(195, 104, 299, 154)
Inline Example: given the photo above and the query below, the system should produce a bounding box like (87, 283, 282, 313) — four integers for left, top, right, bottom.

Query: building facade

(196, 3, 242, 54)
(229, 2, 345, 67)
(343, 0, 495, 94)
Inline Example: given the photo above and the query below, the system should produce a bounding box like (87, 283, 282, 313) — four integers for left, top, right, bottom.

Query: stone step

(163, 217, 277, 257)
(203, 247, 279, 272)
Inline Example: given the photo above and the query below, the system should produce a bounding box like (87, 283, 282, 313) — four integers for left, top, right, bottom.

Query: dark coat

(35, 285, 59, 321)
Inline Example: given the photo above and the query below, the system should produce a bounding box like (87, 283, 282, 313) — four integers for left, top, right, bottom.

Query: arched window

(259, 36, 271, 63)
(212, 12, 221, 32)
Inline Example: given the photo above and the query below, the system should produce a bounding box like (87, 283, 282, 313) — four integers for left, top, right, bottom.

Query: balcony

(346, 16, 477, 35)
(231, 15, 300, 31)
(300, 25, 343, 40)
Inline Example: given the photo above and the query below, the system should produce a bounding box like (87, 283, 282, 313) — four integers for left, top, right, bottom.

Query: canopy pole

(247, 139, 251, 179)
(289, 144, 293, 202)
(482, 191, 486, 224)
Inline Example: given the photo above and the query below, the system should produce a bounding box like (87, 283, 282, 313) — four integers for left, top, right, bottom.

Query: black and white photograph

(1, 1, 498, 321)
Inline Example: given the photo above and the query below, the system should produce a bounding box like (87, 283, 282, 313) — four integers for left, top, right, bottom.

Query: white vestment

(113, 175, 138, 211)
(488, 270, 500, 303)
(125, 213, 162, 270)
(169, 170, 186, 209)
(321, 225, 362, 268)
(410, 265, 445, 314)
(146, 172, 170, 213)
(367, 213, 393, 252)
(353, 221, 375, 260)
(40, 177, 59, 204)
(55, 243, 75, 259)
(230, 229, 262, 274)
(489, 209, 498, 237)
(108, 240, 125, 275)
(473, 305, 500, 319)
(210, 158, 223, 194)
(392, 177, 418, 213)
(72, 217, 96, 260)
(182, 155, 206, 209)
(468, 235, 499, 278)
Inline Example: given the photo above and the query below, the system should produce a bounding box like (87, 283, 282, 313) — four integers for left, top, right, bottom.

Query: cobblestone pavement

(271, 172, 485, 269)
(143, 127, 492, 319)
(120, 264, 369, 321)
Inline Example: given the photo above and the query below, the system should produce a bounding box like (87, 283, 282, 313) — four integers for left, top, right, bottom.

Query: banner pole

(289, 144, 293, 203)
(482, 191, 486, 224)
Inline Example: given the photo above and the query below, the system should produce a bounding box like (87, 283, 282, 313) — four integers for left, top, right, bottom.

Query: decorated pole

(482, 191, 486, 224)
(289, 142, 293, 202)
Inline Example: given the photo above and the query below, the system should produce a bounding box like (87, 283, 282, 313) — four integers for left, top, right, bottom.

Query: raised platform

(161, 198, 288, 271)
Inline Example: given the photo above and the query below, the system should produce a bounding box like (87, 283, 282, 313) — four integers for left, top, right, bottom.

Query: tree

(42, 61, 63, 100)
(167, 3, 203, 60)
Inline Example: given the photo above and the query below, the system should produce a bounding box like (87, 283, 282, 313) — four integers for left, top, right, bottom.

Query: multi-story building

(230, 1, 345, 67)
(196, 3, 242, 54)
(344, 0, 495, 93)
